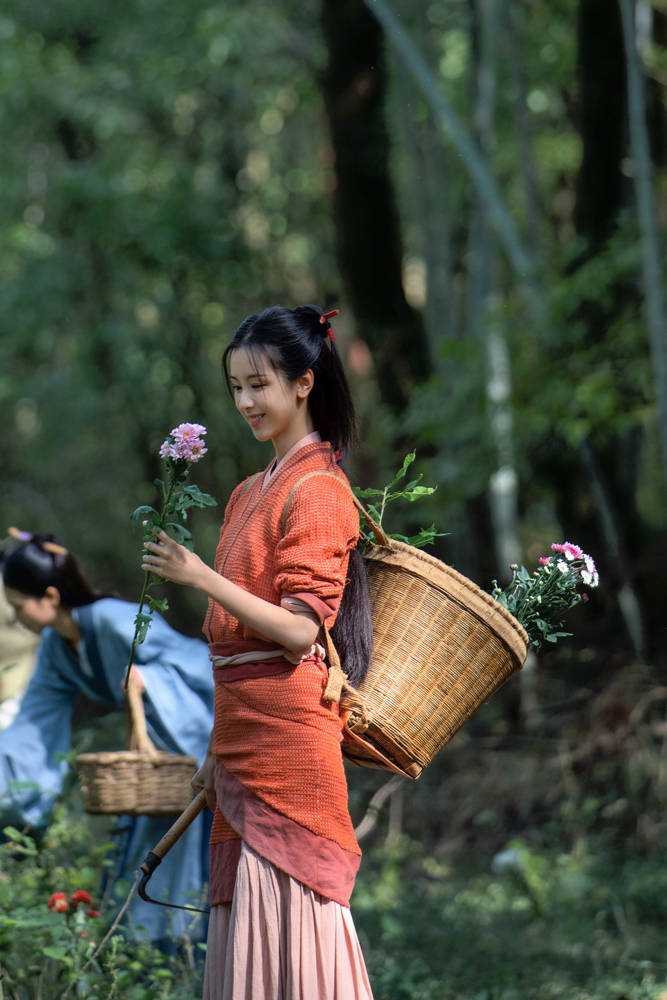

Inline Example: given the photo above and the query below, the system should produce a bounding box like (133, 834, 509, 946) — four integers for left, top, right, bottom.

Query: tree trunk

(619, 0, 667, 493)
(573, 0, 628, 246)
(320, 0, 430, 412)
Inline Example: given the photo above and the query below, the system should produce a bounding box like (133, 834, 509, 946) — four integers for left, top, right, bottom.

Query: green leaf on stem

(166, 522, 194, 548)
(131, 505, 158, 524)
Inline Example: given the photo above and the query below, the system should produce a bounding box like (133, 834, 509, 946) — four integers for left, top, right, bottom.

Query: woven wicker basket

(75, 675, 197, 816)
(329, 503, 529, 780)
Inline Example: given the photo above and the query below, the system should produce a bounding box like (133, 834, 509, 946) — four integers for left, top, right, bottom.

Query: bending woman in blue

(0, 531, 214, 948)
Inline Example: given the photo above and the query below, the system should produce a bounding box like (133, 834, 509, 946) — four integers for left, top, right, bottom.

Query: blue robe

(0, 598, 214, 946)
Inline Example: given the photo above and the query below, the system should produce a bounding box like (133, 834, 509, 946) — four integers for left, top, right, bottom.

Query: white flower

(583, 555, 599, 587)
(557, 560, 569, 575)
(583, 569, 599, 587)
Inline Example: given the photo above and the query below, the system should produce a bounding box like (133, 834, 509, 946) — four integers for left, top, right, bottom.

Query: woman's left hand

(142, 530, 207, 589)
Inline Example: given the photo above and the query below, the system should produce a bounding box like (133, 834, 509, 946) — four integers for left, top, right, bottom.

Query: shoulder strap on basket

(281, 471, 391, 546)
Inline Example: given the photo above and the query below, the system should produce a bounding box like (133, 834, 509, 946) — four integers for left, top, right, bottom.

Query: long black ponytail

(222, 304, 373, 685)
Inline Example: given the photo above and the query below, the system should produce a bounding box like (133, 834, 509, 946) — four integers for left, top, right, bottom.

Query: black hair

(222, 304, 373, 685)
(222, 304, 357, 458)
(2, 535, 103, 608)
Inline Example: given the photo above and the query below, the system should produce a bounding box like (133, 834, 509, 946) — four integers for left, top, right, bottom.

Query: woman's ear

(295, 368, 314, 400)
(44, 585, 62, 608)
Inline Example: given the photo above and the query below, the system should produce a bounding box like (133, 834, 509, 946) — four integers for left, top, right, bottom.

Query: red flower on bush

(86, 908, 100, 917)
(70, 889, 93, 906)
(47, 892, 69, 913)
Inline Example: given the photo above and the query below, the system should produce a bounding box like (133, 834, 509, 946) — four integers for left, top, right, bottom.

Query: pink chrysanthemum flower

(173, 437, 208, 462)
(538, 556, 551, 565)
(159, 440, 177, 460)
(171, 422, 207, 442)
(186, 440, 208, 461)
(551, 541, 584, 561)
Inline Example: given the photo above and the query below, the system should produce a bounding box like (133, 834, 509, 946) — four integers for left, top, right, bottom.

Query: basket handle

(126, 671, 160, 762)
(349, 492, 391, 548)
(321, 627, 369, 728)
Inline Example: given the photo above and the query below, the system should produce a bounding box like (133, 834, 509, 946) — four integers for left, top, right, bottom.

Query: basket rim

(364, 538, 529, 663)
(75, 751, 197, 765)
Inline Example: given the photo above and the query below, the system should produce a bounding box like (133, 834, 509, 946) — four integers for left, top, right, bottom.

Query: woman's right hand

(192, 752, 217, 813)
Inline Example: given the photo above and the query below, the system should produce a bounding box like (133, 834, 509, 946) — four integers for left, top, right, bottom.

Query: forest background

(1, 0, 667, 997)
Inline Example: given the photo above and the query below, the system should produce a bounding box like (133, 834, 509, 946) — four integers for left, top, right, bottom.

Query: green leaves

(354, 452, 447, 549)
(132, 610, 153, 646)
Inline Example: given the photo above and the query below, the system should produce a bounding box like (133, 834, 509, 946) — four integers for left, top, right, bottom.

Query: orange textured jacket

(204, 441, 363, 907)
(204, 441, 358, 651)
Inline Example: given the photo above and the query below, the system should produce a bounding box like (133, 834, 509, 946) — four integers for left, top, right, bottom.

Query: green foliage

(354, 836, 667, 1000)
(354, 452, 447, 549)
(0, 0, 335, 633)
(0, 806, 203, 999)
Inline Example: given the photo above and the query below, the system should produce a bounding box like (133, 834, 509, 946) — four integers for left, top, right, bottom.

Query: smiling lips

(248, 414, 264, 428)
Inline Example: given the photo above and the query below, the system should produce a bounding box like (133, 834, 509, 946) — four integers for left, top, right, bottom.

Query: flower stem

(123, 474, 178, 690)
(123, 569, 152, 690)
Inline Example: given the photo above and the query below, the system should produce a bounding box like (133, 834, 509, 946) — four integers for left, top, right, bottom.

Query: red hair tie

(319, 309, 339, 343)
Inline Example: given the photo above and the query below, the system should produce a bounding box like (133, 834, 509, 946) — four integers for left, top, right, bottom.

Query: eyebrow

(230, 371, 267, 381)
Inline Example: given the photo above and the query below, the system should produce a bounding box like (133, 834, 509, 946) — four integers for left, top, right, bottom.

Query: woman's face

(4, 586, 59, 634)
(228, 348, 313, 458)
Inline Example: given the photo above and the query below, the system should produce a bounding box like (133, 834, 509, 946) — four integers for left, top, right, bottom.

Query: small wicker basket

(326, 501, 529, 780)
(75, 675, 197, 816)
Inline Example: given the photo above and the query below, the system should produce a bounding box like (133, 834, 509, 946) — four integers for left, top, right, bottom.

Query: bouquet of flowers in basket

(124, 423, 216, 685)
(491, 542, 599, 650)
(355, 454, 599, 651)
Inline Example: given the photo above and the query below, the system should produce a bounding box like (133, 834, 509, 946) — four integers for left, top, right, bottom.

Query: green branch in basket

(353, 452, 447, 550)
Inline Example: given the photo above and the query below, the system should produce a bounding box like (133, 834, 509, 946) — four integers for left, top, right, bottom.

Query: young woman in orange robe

(142, 304, 374, 999)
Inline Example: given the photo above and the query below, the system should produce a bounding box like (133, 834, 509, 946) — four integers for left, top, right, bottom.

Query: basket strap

(281, 471, 391, 547)
(126, 673, 159, 762)
(321, 627, 369, 728)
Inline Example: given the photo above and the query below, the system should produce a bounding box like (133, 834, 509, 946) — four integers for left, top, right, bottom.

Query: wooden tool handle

(148, 789, 209, 861)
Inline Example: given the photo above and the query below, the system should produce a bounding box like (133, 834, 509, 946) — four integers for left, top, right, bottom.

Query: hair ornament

(7, 526, 68, 557)
(319, 308, 339, 343)
(8, 526, 33, 543)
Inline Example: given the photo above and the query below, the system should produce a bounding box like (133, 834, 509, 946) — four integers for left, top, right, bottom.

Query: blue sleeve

(85, 600, 214, 763)
(0, 632, 76, 827)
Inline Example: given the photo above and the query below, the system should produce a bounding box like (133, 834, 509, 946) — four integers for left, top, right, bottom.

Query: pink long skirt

(202, 842, 374, 999)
